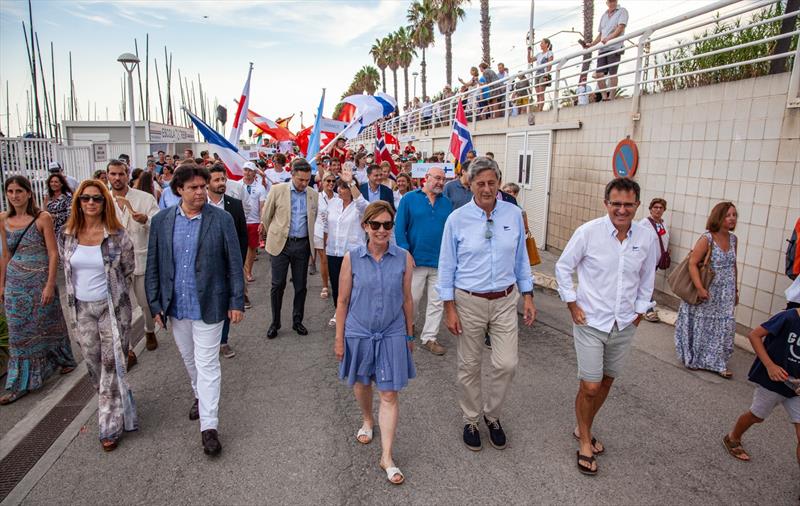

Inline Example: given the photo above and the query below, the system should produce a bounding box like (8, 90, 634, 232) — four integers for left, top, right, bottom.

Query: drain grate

(0, 376, 94, 501)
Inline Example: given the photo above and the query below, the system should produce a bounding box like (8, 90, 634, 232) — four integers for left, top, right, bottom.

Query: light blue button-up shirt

(437, 198, 534, 301)
(169, 204, 202, 320)
(367, 184, 381, 203)
(289, 181, 308, 238)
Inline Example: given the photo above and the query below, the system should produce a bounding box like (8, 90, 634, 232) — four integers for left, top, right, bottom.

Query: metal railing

(352, 0, 798, 147)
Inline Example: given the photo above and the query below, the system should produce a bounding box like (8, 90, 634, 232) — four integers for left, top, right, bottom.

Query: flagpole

(317, 114, 364, 156)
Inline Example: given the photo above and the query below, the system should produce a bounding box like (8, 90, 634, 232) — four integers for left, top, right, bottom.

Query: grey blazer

(145, 203, 245, 324)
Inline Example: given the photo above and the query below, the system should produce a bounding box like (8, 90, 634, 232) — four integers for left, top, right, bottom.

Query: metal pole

(27, 2, 43, 136)
(5, 81, 10, 137)
(528, 0, 535, 66)
(126, 67, 137, 169)
(50, 41, 58, 141)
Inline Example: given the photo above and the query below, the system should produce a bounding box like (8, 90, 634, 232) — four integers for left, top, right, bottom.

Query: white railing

(353, 0, 798, 147)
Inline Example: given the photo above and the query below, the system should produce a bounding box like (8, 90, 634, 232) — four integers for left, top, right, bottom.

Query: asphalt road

(19, 253, 799, 505)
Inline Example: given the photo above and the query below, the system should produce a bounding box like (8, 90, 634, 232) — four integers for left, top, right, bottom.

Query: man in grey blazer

(146, 164, 244, 457)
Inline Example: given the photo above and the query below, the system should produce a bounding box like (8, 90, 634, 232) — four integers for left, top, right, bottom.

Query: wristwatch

(521, 291, 534, 298)
(349, 181, 357, 188)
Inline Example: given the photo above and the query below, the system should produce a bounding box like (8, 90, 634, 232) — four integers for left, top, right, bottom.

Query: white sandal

(356, 427, 373, 444)
(380, 464, 405, 485)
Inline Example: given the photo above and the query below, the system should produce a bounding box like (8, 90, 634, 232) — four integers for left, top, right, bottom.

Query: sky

(0, 0, 731, 137)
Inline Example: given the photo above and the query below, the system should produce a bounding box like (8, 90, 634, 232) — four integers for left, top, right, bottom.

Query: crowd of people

(1, 124, 798, 480)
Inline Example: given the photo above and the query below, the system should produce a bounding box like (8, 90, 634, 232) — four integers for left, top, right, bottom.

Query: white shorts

(749, 385, 800, 423)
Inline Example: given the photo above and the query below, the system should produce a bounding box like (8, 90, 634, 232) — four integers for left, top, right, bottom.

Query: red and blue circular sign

(612, 138, 639, 178)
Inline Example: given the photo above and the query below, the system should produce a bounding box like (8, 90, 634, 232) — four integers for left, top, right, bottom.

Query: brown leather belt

(462, 285, 514, 300)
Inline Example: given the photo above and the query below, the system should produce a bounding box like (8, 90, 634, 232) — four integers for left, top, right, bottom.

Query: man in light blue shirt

(438, 156, 536, 453)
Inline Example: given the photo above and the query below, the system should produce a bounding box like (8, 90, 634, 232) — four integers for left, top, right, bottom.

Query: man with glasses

(555, 177, 658, 475)
(438, 156, 536, 452)
(395, 167, 453, 356)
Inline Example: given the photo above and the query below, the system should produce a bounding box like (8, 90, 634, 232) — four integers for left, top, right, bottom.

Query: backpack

(787, 217, 800, 280)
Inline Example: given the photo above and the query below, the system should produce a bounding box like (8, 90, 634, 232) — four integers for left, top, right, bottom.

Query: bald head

(423, 167, 446, 195)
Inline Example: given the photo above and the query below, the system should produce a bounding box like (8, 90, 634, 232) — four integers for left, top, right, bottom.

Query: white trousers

(410, 266, 443, 343)
(170, 317, 224, 431)
(131, 274, 154, 333)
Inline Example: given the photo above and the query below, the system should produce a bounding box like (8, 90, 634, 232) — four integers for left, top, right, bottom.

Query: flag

(306, 90, 326, 174)
(185, 108, 248, 180)
(374, 123, 397, 176)
(238, 102, 296, 141)
(384, 131, 400, 153)
(337, 103, 356, 123)
(339, 92, 397, 139)
(449, 100, 474, 166)
(296, 126, 337, 156)
(227, 63, 253, 146)
(276, 115, 294, 130)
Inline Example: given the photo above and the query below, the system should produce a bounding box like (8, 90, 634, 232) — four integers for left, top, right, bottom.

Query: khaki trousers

(410, 266, 444, 343)
(455, 287, 519, 424)
(131, 274, 154, 333)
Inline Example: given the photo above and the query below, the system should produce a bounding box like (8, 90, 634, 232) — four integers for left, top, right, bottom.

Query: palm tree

(581, 0, 594, 74)
(385, 33, 400, 101)
(370, 38, 390, 93)
(433, 0, 468, 87)
(407, 0, 436, 99)
(358, 65, 382, 95)
(394, 27, 417, 107)
(480, 0, 490, 66)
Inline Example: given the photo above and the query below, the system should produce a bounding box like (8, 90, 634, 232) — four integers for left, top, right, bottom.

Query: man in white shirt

(266, 154, 292, 185)
(107, 160, 161, 359)
(577, 74, 593, 106)
(241, 162, 269, 283)
(555, 177, 658, 475)
(588, 0, 629, 101)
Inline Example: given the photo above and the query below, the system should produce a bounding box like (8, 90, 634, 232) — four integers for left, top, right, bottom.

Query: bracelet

(406, 335, 415, 342)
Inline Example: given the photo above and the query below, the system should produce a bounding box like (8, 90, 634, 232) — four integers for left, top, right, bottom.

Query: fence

(352, 0, 799, 146)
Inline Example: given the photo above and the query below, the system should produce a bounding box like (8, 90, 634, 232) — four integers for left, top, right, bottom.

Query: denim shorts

(573, 323, 636, 382)
(750, 385, 800, 423)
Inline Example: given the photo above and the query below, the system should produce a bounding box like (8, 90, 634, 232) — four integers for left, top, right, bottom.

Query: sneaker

(244, 295, 252, 310)
(309, 263, 317, 275)
(484, 416, 507, 450)
(328, 315, 337, 327)
(220, 344, 236, 359)
(484, 334, 492, 349)
(422, 340, 446, 355)
(643, 310, 660, 323)
(463, 423, 482, 451)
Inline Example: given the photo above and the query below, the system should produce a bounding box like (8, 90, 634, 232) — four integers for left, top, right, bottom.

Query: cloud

(70, 11, 113, 25)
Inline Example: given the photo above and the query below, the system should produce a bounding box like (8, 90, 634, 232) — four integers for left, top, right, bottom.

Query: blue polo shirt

(394, 189, 453, 268)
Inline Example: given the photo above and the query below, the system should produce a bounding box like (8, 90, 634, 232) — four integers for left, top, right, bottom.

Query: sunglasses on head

(79, 194, 105, 203)
(366, 220, 394, 231)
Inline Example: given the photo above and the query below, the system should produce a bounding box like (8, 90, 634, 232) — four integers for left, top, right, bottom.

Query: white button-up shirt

(323, 195, 369, 257)
(555, 215, 658, 332)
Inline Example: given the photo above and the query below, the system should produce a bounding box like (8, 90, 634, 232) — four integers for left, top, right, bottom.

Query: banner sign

(319, 118, 347, 133)
(148, 122, 195, 143)
(411, 162, 455, 179)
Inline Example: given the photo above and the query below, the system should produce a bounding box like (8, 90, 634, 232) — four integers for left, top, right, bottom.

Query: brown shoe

(145, 332, 158, 351)
(422, 340, 446, 356)
(127, 349, 137, 371)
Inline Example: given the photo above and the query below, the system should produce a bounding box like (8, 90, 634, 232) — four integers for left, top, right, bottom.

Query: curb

(532, 270, 754, 354)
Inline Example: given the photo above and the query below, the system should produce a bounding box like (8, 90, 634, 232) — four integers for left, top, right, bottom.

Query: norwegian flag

(449, 99, 474, 166)
(374, 124, 397, 176)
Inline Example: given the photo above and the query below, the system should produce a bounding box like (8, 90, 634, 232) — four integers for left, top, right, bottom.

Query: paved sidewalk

(9, 253, 799, 505)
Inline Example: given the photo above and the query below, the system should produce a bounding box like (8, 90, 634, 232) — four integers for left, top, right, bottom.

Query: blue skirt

(339, 333, 416, 392)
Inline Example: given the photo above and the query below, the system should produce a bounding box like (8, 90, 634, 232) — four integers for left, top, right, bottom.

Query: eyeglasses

(324, 179, 335, 183)
(79, 194, 105, 203)
(485, 218, 494, 239)
(366, 220, 394, 231)
(607, 201, 637, 210)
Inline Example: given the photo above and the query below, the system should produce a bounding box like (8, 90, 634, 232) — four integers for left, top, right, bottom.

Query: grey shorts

(750, 385, 800, 423)
(573, 323, 636, 382)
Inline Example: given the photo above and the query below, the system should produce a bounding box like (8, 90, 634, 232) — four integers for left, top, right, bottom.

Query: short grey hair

(466, 156, 502, 183)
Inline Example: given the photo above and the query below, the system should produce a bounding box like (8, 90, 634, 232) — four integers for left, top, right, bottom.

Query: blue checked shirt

(169, 205, 202, 320)
(289, 182, 309, 238)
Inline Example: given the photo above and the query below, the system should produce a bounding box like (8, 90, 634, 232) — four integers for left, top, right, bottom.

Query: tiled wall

(402, 73, 800, 331)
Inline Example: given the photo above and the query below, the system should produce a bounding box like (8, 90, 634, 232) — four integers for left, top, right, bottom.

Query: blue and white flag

(306, 89, 326, 174)
(185, 108, 248, 178)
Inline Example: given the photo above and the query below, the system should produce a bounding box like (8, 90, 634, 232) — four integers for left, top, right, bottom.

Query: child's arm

(748, 326, 789, 382)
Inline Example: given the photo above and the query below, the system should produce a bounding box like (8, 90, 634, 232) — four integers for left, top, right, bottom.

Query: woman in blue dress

(335, 200, 415, 485)
(674, 202, 739, 378)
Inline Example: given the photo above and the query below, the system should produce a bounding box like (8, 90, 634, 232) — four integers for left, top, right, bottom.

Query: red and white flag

(228, 63, 253, 146)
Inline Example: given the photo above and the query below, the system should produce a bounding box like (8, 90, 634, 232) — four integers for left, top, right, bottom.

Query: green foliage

(655, 3, 798, 92)
(0, 313, 7, 350)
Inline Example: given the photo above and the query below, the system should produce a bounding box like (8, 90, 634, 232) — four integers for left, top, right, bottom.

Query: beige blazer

(261, 182, 318, 256)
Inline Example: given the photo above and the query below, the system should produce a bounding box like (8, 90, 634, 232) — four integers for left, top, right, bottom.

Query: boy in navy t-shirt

(723, 308, 800, 466)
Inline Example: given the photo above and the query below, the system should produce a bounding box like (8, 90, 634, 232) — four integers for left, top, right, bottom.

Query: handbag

(667, 237, 714, 305)
(525, 233, 541, 266)
(647, 217, 671, 270)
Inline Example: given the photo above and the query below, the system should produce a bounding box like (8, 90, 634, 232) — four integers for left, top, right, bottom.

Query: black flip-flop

(573, 431, 605, 455)
(577, 451, 598, 476)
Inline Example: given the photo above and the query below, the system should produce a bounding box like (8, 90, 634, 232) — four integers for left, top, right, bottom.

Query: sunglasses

(484, 218, 494, 239)
(366, 220, 394, 231)
(79, 194, 105, 203)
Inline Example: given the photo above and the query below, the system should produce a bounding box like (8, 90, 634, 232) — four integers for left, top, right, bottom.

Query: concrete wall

(402, 72, 800, 331)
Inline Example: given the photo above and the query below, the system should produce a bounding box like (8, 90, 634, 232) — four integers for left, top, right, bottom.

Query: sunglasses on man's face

(366, 220, 394, 231)
(79, 194, 105, 203)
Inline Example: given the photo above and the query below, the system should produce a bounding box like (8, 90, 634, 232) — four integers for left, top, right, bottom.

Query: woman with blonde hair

(59, 179, 138, 450)
(674, 201, 739, 378)
(335, 200, 415, 485)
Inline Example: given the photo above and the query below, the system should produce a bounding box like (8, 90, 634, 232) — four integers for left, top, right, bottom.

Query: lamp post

(412, 72, 419, 101)
(117, 52, 140, 170)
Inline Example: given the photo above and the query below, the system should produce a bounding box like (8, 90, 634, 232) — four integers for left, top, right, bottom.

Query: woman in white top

(323, 167, 368, 326)
(314, 172, 338, 300)
(58, 180, 137, 452)
(533, 38, 554, 112)
(640, 197, 669, 322)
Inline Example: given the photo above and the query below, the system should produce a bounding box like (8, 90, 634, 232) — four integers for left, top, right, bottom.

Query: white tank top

(70, 244, 107, 302)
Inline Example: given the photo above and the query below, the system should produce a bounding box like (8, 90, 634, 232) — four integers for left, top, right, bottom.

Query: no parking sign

(612, 138, 639, 178)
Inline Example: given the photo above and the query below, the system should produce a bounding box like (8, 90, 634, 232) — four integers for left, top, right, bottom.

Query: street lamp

(412, 71, 419, 101)
(117, 52, 140, 170)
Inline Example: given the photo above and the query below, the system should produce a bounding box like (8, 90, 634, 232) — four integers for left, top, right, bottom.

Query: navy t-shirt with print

(748, 308, 800, 398)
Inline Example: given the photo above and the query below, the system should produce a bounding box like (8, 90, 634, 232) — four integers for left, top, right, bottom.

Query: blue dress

(339, 244, 416, 391)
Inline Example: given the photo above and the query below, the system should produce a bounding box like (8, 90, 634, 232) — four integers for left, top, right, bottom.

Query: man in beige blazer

(260, 158, 318, 338)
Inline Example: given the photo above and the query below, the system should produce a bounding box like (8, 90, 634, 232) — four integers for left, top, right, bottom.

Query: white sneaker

(328, 315, 337, 327)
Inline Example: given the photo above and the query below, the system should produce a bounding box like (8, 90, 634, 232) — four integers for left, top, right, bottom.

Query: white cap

(243, 161, 257, 171)
(48, 162, 61, 171)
